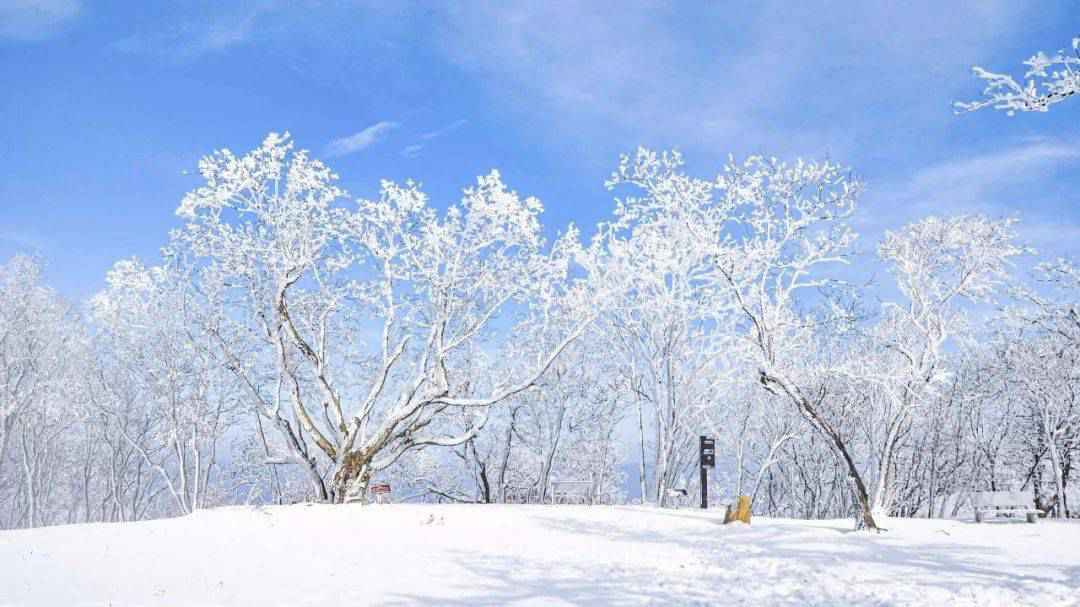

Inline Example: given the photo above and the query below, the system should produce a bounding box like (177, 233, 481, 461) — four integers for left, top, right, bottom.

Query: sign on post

(700, 436, 715, 509)
(371, 483, 392, 504)
(700, 437, 715, 468)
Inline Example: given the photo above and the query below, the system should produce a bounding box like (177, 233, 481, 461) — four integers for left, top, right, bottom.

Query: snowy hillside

(2, 505, 1078, 606)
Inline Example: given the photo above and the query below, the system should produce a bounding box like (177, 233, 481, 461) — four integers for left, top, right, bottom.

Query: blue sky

(2, 1, 1079, 299)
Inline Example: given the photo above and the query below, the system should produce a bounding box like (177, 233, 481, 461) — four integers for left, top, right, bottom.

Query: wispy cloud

(112, 5, 266, 62)
(400, 119, 468, 159)
(325, 121, 400, 158)
(856, 139, 1080, 250)
(434, 2, 1020, 160)
(0, 0, 81, 41)
(421, 119, 467, 140)
(902, 139, 1080, 204)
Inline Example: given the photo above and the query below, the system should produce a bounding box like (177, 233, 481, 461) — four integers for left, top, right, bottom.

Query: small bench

(504, 486, 539, 504)
(665, 487, 689, 508)
(971, 491, 1042, 523)
(550, 480, 592, 504)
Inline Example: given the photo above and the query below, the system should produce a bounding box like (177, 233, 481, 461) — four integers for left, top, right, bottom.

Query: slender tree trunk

(467, 440, 492, 503)
(636, 395, 648, 506)
(539, 405, 566, 503)
(761, 372, 880, 531)
(0, 415, 13, 481)
(1046, 434, 1067, 519)
(19, 429, 37, 528)
(750, 434, 795, 507)
(273, 416, 329, 502)
(253, 412, 283, 504)
(832, 436, 878, 530)
(477, 462, 491, 504)
(496, 408, 517, 503)
(872, 429, 899, 517)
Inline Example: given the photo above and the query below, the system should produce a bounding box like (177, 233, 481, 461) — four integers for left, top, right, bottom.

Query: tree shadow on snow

(384, 514, 1077, 605)
(382, 551, 717, 606)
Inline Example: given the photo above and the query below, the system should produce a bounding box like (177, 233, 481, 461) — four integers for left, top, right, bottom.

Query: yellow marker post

(735, 495, 751, 524)
(724, 495, 752, 524)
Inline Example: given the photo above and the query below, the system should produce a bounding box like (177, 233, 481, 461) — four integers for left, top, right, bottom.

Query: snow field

(2, 504, 1079, 606)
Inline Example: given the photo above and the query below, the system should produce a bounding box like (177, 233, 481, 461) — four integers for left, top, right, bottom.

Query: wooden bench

(504, 482, 610, 505)
(550, 480, 592, 505)
(971, 491, 1042, 523)
(504, 486, 539, 504)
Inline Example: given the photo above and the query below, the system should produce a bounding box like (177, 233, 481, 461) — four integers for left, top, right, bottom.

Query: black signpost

(699, 436, 715, 509)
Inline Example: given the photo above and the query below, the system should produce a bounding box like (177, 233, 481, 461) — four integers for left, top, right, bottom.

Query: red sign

(371, 484, 392, 494)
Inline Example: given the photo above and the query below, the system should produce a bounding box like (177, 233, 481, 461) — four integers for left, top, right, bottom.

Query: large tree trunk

(332, 450, 371, 504)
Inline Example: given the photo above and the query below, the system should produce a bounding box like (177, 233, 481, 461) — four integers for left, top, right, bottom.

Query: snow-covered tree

(993, 259, 1080, 518)
(709, 379, 799, 508)
(604, 149, 886, 528)
(0, 255, 83, 528)
(90, 259, 240, 515)
(866, 215, 1025, 516)
(997, 333, 1079, 518)
(169, 132, 599, 503)
(597, 150, 735, 506)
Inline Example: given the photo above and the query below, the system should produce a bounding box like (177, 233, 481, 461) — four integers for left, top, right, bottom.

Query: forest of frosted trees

(2, 39, 1079, 532)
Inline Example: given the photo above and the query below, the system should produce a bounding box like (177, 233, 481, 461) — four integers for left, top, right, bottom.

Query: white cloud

(0, 0, 81, 41)
(324, 122, 400, 158)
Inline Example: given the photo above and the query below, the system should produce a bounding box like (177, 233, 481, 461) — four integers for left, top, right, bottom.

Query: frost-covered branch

(956, 38, 1080, 115)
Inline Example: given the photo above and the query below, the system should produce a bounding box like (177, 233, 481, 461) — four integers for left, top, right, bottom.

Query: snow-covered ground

(2, 504, 1078, 606)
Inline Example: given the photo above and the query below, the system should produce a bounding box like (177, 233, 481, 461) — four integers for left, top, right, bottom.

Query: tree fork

(332, 450, 372, 504)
